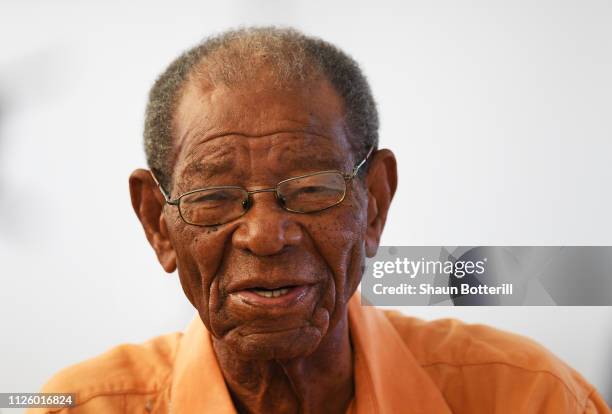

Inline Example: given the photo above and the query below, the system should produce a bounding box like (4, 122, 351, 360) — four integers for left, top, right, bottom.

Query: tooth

(251, 287, 292, 298)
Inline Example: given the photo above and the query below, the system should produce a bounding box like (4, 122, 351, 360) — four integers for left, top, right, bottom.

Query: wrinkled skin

(129, 73, 397, 413)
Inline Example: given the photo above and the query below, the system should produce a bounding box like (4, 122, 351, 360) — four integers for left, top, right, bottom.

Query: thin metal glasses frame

(150, 146, 374, 227)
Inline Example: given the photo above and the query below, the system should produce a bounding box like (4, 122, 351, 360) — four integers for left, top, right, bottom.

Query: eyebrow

(275, 146, 347, 171)
(177, 142, 235, 186)
(183, 158, 236, 179)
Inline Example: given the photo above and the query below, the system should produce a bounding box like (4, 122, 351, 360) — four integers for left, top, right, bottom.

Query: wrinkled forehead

(171, 76, 355, 182)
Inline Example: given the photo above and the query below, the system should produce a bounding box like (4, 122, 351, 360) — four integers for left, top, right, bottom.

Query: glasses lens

(179, 187, 247, 226)
(278, 172, 346, 213)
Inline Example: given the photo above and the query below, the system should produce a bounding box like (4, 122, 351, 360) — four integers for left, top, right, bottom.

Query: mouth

(233, 284, 312, 307)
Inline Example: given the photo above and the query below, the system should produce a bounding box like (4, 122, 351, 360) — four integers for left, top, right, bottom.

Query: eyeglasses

(151, 146, 374, 227)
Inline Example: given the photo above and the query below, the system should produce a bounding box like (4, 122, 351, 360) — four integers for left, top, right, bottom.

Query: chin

(225, 326, 323, 361)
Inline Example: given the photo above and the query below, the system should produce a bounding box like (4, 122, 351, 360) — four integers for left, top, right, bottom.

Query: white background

(1, 0, 610, 410)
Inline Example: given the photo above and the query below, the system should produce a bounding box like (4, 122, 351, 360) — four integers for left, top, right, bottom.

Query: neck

(212, 314, 354, 414)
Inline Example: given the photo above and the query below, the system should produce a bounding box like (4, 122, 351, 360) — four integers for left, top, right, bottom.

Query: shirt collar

(170, 295, 451, 414)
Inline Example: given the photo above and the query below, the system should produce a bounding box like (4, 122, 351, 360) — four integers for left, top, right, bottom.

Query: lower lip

(234, 285, 311, 307)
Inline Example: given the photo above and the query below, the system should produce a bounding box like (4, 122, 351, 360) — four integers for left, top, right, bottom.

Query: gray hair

(144, 26, 379, 191)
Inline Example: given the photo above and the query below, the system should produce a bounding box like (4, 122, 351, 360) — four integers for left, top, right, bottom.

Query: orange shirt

(29, 295, 610, 413)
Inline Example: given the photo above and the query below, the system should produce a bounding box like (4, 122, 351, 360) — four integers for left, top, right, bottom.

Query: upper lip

(227, 277, 316, 293)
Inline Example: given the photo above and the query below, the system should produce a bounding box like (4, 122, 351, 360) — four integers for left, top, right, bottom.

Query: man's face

(163, 75, 369, 360)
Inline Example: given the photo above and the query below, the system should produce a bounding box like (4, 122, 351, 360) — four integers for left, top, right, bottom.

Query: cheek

(308, 189, 368, 315)
(168, 222, 228, 328)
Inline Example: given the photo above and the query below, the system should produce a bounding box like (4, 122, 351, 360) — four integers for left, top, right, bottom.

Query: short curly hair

(144, 26, 379, 191)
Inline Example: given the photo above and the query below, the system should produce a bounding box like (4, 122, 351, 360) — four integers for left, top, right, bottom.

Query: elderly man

(32, 27, 608, 414)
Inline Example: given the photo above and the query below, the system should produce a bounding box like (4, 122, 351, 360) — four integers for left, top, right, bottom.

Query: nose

(231, 191, 303, 256)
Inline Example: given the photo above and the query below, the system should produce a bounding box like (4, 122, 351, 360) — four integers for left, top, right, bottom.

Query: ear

(364, 149, 398, 257)
(129, 169, 177, 273)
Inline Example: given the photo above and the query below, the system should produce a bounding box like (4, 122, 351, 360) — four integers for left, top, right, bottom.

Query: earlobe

(157, 215, 177, 273)
(129, 169, 177, 273)
(364, 149, 398, 258)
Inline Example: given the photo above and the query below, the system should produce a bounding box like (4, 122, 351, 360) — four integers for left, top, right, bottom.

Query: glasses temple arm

(351, 146, 375, 177)
(149, 170, 174, 203)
